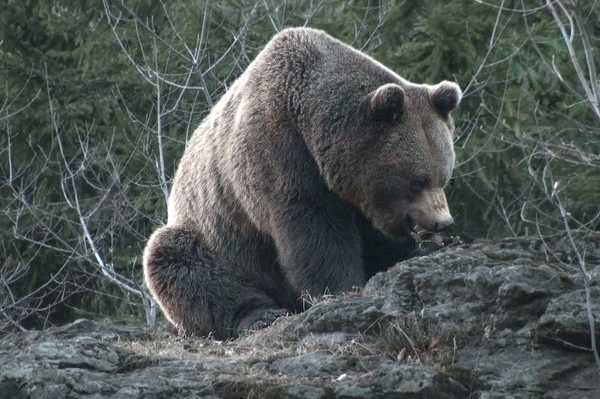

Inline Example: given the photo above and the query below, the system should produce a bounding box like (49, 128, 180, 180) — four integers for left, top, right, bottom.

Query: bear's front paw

(237, 308, 288, 335)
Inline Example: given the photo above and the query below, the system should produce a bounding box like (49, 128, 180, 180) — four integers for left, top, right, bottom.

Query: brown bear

(143, 27, 461, 338)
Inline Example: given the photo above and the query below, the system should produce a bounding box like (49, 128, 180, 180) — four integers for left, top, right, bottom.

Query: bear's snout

(409, 188, 454, 232)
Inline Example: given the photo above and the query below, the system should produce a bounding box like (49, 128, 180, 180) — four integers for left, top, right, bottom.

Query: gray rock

(1, 234, 599, 398)
(537, 287, 600, 350)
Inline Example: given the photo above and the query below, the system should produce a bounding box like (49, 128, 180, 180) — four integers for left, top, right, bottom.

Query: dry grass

(368, 312, 462, 369)
(117, 308, 463, 375)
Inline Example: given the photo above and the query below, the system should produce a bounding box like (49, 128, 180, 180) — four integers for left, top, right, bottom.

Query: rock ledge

(1, 234, 599, 398)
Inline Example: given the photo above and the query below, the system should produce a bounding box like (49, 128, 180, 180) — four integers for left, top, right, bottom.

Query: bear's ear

(368, 83, 405, 122)
(431, 81, 462, 117)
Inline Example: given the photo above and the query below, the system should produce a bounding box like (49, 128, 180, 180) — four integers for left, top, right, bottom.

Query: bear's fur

(143, 27, 461, 338)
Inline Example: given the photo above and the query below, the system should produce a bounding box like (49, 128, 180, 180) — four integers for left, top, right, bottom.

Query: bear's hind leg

(143, 225, 285, 338)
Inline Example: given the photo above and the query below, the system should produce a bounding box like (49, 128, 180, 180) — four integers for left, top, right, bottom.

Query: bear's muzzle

(409, 188, 454, 232)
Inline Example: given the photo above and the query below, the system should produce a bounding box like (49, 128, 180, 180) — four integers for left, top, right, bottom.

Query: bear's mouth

(373, 211, 417, 239)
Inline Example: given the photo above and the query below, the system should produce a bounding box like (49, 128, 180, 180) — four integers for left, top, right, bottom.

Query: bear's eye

(409, 177, 428, 194)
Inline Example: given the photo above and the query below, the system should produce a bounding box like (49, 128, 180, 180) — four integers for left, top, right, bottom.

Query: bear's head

(311, 80, 461, 237)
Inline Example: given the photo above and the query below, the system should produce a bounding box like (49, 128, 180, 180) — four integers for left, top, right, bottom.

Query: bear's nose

(433, 216, 454, 232)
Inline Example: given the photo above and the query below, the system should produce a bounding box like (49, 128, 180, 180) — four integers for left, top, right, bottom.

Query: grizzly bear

(143, 27, 461, 338)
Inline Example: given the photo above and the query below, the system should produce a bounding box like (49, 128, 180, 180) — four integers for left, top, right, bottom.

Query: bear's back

(166, 27, 407, 258)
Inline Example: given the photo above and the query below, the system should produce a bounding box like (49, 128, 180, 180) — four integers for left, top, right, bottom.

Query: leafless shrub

(473, 0, 600, 369)
(533, 0, 599, 370)
(1, 0, 396, 336)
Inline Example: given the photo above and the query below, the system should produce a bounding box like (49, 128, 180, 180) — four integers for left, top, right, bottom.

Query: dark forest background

(1, 0, 599, 331)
